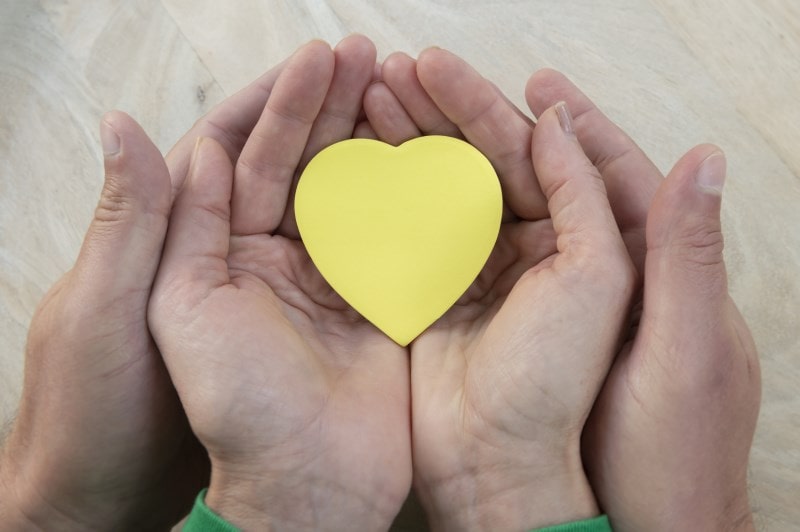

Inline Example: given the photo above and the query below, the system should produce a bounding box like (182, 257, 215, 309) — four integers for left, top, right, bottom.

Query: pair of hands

(0, 35, 759, 531)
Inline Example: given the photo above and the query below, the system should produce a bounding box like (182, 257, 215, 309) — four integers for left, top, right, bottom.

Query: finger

(231, 40, 335, 236)
(526, 69, 662, 273)
(353, 120, 378, 139)
(381, 52, 460, 137)
(276, 34, 377, 238)
(416, 47, 547, 220)
(157, 137, 234, 293)
(299, 34, 378, 165)
(644, 145, 729, 316)
(363, 81, 421, 146)
(532, 103, 627, 258)
(165, 60, 286, 197)
(72, 111, 171, 307)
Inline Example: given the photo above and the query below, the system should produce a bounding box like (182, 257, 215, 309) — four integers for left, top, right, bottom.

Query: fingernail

(188, 137, 204, 178)
(100, 120, 120, 156)
(555, 101, 575, 136)
(695, 151, 726, 195)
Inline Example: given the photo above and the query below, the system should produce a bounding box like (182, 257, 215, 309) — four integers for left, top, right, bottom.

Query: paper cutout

(295, 136, 502, 346)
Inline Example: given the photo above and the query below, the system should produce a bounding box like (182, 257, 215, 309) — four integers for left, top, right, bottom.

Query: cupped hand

(149, 38, 412, 531)
(525, 71, 760, 531)
(365, 49, 636, 531)
(0, 111, 205, 530)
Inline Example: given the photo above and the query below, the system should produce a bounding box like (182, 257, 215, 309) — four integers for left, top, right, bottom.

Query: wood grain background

(1, 1, 798, 529)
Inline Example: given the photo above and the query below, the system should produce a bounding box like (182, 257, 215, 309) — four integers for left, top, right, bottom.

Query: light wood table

(1, 1, 798, 529)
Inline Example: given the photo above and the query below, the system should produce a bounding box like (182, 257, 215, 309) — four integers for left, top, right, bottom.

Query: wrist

(416, 444, 599, 532)
(0, 425, 175, 531)
(0, 433, 82, 530)
(205, 459, 401, 531)
(662, 487, 754, 532)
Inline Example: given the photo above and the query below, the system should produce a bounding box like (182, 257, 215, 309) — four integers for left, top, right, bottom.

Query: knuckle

(655, 224, 725, 270)
(94, 175, 135, 224)
(554, 244, 636, 307)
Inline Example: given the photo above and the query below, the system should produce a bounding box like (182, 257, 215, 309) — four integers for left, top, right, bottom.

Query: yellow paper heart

(295, 136, 502, 346)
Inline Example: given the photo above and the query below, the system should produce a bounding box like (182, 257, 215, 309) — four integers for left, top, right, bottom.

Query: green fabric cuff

(183, 489, 241, 532)
(181, 488, 610, 532)
(531, 514, 612, 532)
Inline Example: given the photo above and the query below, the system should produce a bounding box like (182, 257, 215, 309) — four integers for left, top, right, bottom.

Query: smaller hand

(149, 37, 412, 531)
(366, 49, 636, 531)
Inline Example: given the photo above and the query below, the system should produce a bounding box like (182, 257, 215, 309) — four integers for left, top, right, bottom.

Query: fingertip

(303, 38, 333, 53)
(647, 145, 727, 255)
(417, 45, 447, 61)
(99, 110, 143, 158)
(684, 144, 726, 194)
(296, 39, 335, 77)
(335, 33, 377, 60)
(100, 117, 121, 157)
(363, 81, 420, 145)
(416, 46, 452, 85)
(657, 144, 724, 201)
(100, 109, 134, 131)
(382, 51, 415, 82)
(98, 111, 170, 205)
(525, 69, 583, 119)
(531, 103, 572, 159)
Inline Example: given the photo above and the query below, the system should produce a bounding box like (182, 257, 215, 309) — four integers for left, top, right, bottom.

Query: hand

(525, 71, 760, 531)
(148, 37, 412, 531)
(0, 40, 298, 530)
(364, 49, 636, 531)
(0, 112, 204, 530)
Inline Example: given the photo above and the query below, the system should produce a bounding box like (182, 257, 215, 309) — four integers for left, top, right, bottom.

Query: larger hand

(149, 38, 412, 531)
(525, 71, 760, 531)
(0, 112, 204, 530)
(366, 49, 636, 531)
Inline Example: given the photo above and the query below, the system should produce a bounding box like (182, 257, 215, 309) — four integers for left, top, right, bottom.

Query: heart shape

(295, 136, 502, 346)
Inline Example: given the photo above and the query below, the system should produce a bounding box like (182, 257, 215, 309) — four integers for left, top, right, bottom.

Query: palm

(412, 220, 557, 416)
(243, 233, 405, 435)
(159, 227, 410, 484)
(411, 216, 625, 470)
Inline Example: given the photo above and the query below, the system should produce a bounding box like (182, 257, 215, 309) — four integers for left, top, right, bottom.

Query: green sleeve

(183, 489, 241, 532)
(531, 514, 612, 532)
(182, 488, 611, 532)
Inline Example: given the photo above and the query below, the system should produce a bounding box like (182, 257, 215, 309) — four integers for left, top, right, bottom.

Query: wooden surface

(1, 1, 798, 529)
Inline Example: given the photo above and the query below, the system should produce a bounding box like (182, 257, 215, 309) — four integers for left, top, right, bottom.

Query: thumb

(645, 145, 729, 313)
(72, 111, 171, 306)
(531, 102, 628, 260)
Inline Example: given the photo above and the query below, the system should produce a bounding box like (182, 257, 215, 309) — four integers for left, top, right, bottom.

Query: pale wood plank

(652, 0, 800, 183)
(0, 0, 223, 414)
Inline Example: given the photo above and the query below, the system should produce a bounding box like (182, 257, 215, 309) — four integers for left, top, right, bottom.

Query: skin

(0, 34, 385, 531)
(0, 111, 205, 530)
(148, 39, 412, 531)
(0, 34, 759, 531)
(366, 48, 637, 531)
(524, 71, 760, 531)
(368, 50, 760, 530)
